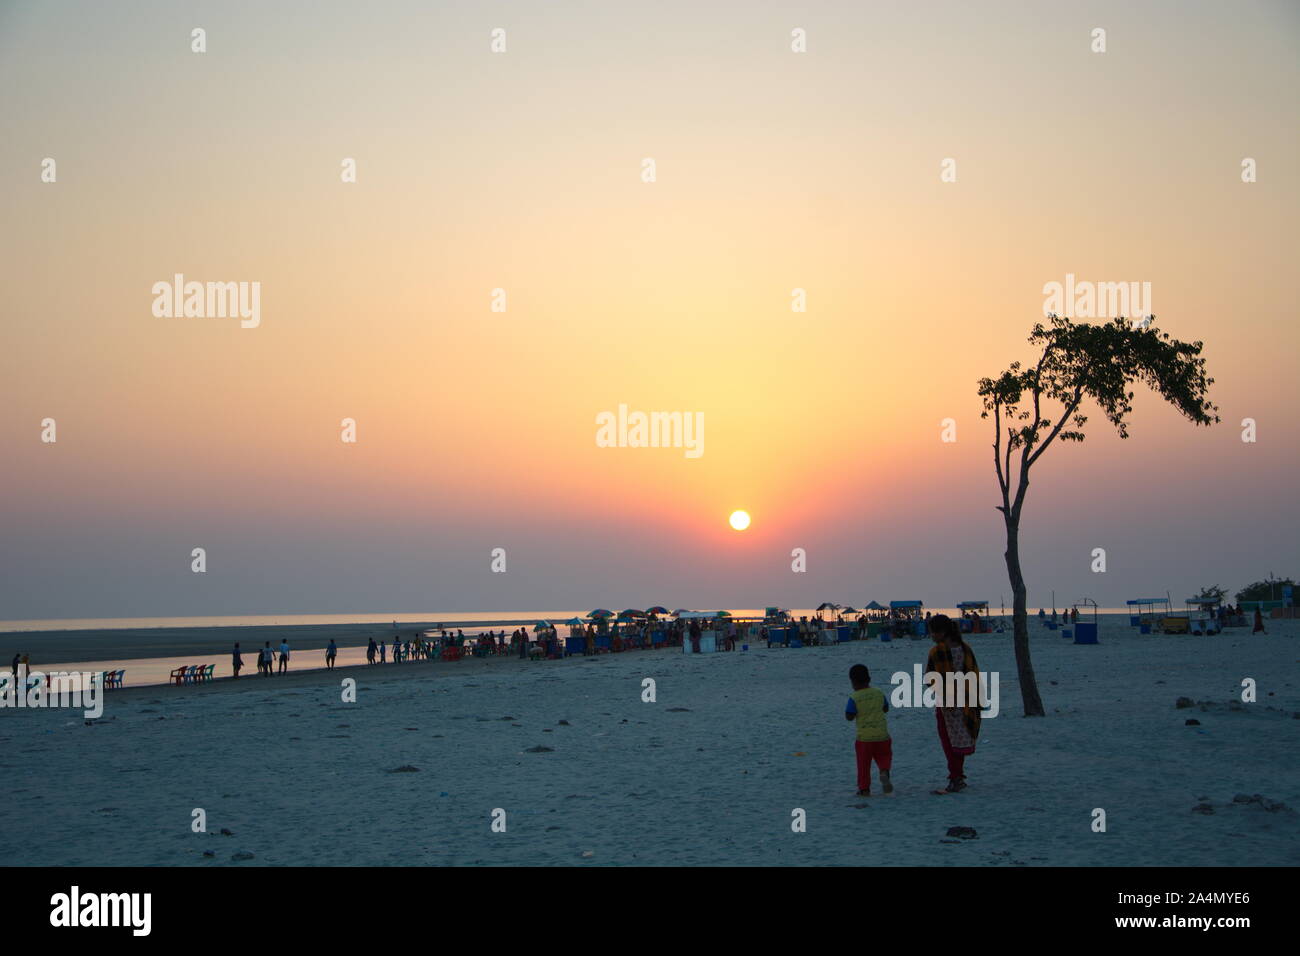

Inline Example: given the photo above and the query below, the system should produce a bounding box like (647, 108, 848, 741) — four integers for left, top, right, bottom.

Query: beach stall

(564, 617, 589, 655)
(617, 609, 647, 649)
(840, 607, 860, 642)
(956, 601, 990, 633)
(677, 611, 721, 653)
(643, 608, 669, 645)
(587, 608, 615, 647)
(815, 603, 841, 644)
(1126, 598, 1171, 633)
(889, 600, 926, 638)
(533, 621, 560, 659)
(1184, 598, 1222, 635)
(861, 601, 887, 641)
(764, 607, 793, 646)
(1072, 599, 1100, 644)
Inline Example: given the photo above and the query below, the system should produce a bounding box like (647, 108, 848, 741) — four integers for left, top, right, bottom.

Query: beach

(4, 614, 1296, 866)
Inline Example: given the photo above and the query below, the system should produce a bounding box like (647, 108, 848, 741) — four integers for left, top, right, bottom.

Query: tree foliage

(1235, 578, 1295, 603)
(979, 315, 1220, 515)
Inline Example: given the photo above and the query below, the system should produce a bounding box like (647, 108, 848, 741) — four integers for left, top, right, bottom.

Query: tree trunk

(1004, 520, 1046, 716)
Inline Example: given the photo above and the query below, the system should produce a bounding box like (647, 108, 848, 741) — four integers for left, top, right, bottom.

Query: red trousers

(854, 739, 892, 791)
(935, 709, 970, 782)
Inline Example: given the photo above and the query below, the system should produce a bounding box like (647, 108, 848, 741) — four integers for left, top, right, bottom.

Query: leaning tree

(978, 314, 1219, 716)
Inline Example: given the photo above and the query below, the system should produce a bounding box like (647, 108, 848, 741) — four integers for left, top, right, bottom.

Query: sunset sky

(2, 0, 1297, 620)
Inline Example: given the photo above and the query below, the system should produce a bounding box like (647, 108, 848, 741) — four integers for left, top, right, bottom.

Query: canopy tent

(1126, 598, 1171, 628)
(533, 621, 553, 632)
(956, 601, 990, 633)
(564, 617, 585, 627)
(677, 610, 726, 620)
(864, 601, 886, 610)
(814, 602, 841, 623)
(887, 600, 925, 637)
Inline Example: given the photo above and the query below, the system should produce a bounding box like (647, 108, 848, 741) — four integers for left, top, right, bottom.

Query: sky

(1, 0, 1297, 621)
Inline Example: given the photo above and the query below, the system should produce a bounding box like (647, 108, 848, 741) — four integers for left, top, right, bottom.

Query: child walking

(845, 664, 893, 796)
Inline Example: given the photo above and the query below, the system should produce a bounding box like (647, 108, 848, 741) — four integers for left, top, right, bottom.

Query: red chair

(170, 667, 188, 685)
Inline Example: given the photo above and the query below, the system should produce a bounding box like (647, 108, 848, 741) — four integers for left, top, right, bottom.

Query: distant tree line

(1192, 580, 1296, 604)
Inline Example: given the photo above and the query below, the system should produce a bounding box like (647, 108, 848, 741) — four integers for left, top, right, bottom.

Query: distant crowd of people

(231, 639, 299, 677)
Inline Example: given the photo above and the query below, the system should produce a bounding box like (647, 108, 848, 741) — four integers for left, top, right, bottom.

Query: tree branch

(1027, 385, 1083, 468)
(992, 401, 1009, 505)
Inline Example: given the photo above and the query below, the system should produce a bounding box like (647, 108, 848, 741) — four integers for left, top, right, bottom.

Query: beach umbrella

(646, 606, 668, 615)
(533, 621, 554, 632)
(619, 608, 646, 619)
(587, 609, 614, 619)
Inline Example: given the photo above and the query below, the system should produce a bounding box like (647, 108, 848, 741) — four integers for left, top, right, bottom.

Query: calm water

(0, 606, 1135, 633)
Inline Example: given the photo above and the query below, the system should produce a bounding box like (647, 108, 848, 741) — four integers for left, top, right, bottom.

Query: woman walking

(926, 614, 982, 793)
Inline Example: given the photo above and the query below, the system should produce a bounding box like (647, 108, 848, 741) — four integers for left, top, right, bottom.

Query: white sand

(4, 615, 1297, 866)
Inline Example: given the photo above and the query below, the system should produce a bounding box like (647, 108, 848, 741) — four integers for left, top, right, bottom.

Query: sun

(729, 510, 751, 531)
